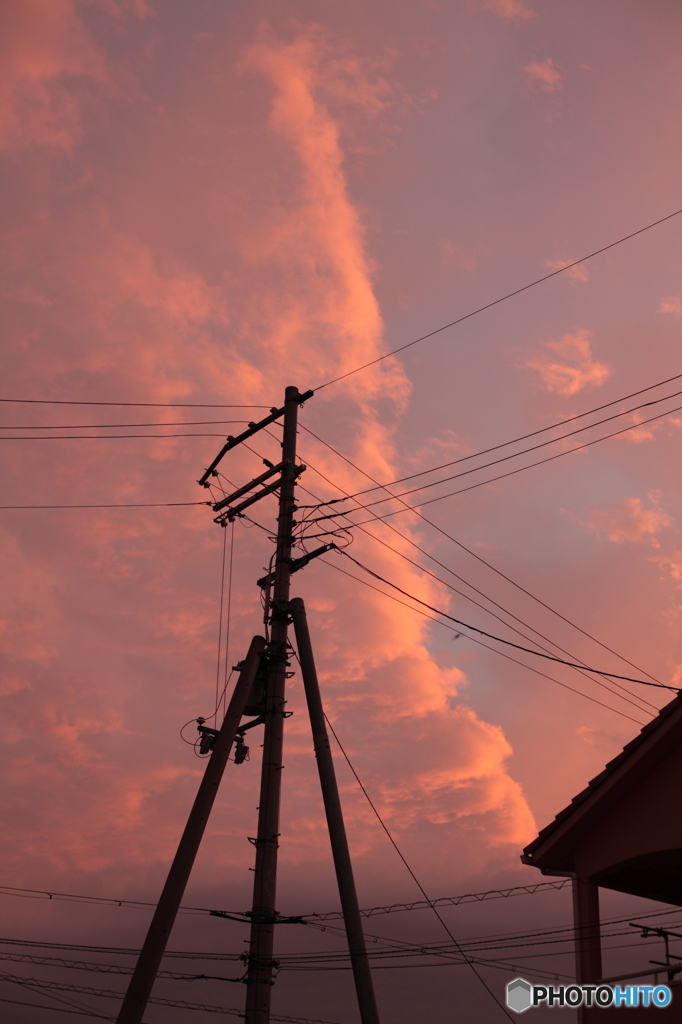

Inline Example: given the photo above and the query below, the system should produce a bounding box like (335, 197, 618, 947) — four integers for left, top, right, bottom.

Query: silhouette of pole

(244, 386, 302, 1024)
(116, 635, 265, 1024)
(290, 597, 381, 1024)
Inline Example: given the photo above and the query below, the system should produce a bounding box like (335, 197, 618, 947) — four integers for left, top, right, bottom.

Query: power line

(0, 399, 270, 408)
(0, 934, 243, 961)
(0, 502, 209, 509)
(320, 554, 645, 723)
(304, 879, 573, 923)
(315, 702, 514, 1021)
(0, 878, 569, 928)
(0, 951, 243, 982)
(0, 420, 252, 429)
(337, 549, 676, 690)
(337, 370, 682, 497)
(314, 400, 682, 521)
(293, 428, 658, 715)
(0, 433, 237, 440)
(0, 973, 341, 1024)
(297, 428, 659, 688)
(244, 425, 651, 719)
(0, 997, 114, 1021)
(314, 207, 682, 390)
(341, 387, 682, 503)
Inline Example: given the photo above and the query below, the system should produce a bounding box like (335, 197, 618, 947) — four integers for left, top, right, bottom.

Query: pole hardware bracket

(198, 389, 312, 487)
(257, 542, 336, 590)
(196, 718, 220, 755)
(213, 463, 305, 526)
(237, 715, 266, 735)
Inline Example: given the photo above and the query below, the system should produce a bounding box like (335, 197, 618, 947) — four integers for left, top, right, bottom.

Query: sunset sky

(1, 1, 682, 1021)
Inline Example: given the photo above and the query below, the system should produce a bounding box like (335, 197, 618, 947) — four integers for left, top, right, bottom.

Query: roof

(523, 690, 682, 876)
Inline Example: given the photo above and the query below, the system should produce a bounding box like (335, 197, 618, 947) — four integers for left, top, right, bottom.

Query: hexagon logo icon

(507, 978, 532, 1013)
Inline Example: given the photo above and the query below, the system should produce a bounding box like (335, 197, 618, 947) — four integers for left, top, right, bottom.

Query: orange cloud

(544, 257, 590, 283)
(659, 295, 682, 315)
(483, 0, 536, 20)
(586, 494, 670, 548)
(526, 328, 610, 395)
(0, 21, 536, 887)
(0, 0, 108, 151)
(523, 58, 562, 92)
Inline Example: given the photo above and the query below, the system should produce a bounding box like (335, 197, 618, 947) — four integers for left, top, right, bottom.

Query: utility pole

(116, 385, 381, 1024)
(116, 636, 265, 1024)
(244, 385, 302, 1024)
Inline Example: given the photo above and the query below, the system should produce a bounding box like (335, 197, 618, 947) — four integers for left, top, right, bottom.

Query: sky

(1, 1, 681, 1021)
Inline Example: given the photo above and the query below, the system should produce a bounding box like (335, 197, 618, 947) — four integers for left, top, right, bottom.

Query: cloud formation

(523, 58, 562, 92)
(0, 20, 536, 892)
(483, 0, 536, 21)
(0, 0, 107, 151)
(544, 257, 590, 283)
(526, 328, 610, 396)
(659, 295, 682, 315)
(586, 494, 670, 548)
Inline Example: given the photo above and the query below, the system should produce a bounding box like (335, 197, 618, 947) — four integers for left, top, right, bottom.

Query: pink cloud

(523, 57, 562, 92)
(586, 494, 670, 548)
(526, 328, 610, 396)
(0, 0, 108, 151)
(483, 0, 536, 21)
(0, 21, 537, 889)
(659, 295, 682, 315)
(544, 256, 590, 283)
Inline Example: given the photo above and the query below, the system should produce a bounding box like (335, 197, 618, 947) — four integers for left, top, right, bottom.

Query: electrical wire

(336, 371, 682, 497)
(239, 426, 652, 718)
(203, 435, 651, 717)
(303, 880, 573, 922)
(219, 521, 236, 722)
(314, 207, 682, 390)
(0, 878, 570, 927)
(315, 698, 515, 1021)
(0, 400, 270, 408)
(0, 420, 252, 429)
(0, 501, 210, 509)
(0, 432, 239, 440)
(339, 387, 682, 504)
(298, 424, 662, 687)
(321, 553, 647, 722)
(336, 549, 676, 690)
(213, 527, 229, 724)
(0, 973, 340, 1023)
(0, 997, 114, 1021)
(310, 400, 682, 524)
(339, 400, 682, 522)
(292, 428, 658, 716)
(0, 951, 245, 982)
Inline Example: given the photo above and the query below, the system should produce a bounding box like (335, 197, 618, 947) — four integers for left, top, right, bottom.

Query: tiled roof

(524, 691, 682, 858)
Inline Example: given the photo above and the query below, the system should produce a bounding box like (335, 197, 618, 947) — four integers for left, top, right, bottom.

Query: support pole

(244, 386, 302, 1024)
(573, 876, 602, 1024)
(290, 597, 381, 1024)
(116, 635, 266, 1024)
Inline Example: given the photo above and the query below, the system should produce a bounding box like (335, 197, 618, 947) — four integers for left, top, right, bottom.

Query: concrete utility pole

(116, 385, 381, 1024)
(116, 636, 265, 1024)
(244, 386, 302, 1024)
(291, 597, 380, 1024)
